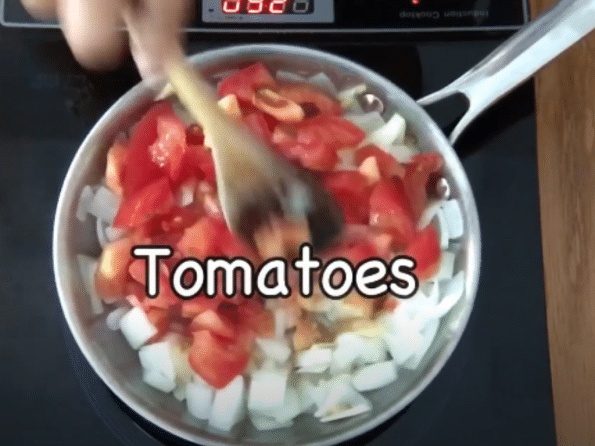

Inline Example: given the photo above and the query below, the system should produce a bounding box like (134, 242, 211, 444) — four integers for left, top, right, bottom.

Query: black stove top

(0, 5, 555, 445)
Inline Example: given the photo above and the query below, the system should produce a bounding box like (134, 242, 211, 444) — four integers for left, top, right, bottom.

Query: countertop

(530, 0, 595, 444)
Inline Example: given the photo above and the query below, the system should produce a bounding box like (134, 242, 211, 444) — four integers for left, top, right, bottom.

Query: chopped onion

(96, 218, 109, 248)
(307, 72, 338, 97)
(76, 255, 104, 315)
(437, 211, 450, 250)
(315, 380, 371, 422)
(401, 319, 439, 371)
(186, 381, 215, 420)
(442, 199, 464, 239)
(297, 365, 330, 374)
(106, 307, 128, 331)
(254, 386, 302, 424)
(296, 348, 333, 370)
(434, 251, 456, 281)
(250, 413, 293, 431)
(368, 113, 406, 147)
(387, 144, 418, 163)
(139, 342, 176, 382)
(380, 310, 423, 364)
(337, 84, 367, 109)
(76, 185, 95, 222)
(297, 378, 325, 410)
(352, 361, 398, 392)
(105, 225, 126, 243)
(358, 156, 382, 185)
(275, 70, 306, 84)
(413, 271, 465, 330)
(173, 384, 187, 402)
(418, 200, 444, 230)
(360, 338, 388, 364)
(209, 375, 246, 432)
(119, 307, 158, 350)
(256, 338, 291, 364)
(248, 367, 289, 412)
(88, 186, 121, 225)
(344, 111, 385, 133)
(142, 369, 176, 393)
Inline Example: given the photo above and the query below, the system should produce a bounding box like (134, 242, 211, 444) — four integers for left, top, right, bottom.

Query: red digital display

(222, 0, 312, 14)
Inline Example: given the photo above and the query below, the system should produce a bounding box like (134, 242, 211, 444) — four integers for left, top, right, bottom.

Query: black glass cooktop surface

(0, 22, 555, 446)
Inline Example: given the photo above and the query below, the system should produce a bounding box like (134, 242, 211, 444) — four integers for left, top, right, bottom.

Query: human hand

(21, 0, 194, 78)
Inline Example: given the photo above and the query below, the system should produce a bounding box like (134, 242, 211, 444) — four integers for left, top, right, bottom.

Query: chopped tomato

(405, 225, 442, 280)
(277, 139, 338, 171)
(177, 216, 229, 258)
(323, 237, 378, 266)
(354, 144, 406, 179)
(179, 145, 215, 186)
(181, 297, 221, 318)
(113, 176, 175, 229)
(189, 309, 236, 340)
(94, 236, 137, 301)
(188, 330, 253, 389)
(105, 140, 127, 196)
(322, 171, 371, 224)
(243, 308, 275, 338)
(146, 308, 170, 342)
(296, 116, 366, 152)
(149, 115, 187, 183)
(186, 124, 205, 145)
(369, 178, 416, 250)
(122, 101, 178, 197)
(403, 153, 444, 221)
(276, 84, 342, 117)
(217, 63, 276, 104)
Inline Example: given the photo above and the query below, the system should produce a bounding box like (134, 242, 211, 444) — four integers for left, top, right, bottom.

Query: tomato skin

(186, 124, 205, 145)
(403, 153, 444, 221)
(217, 63, 276, 104)
(188, 330, 252, 389)
(277, 139, 338, 171)
(146, 307, 170, 343)
(113, 176, 175, 229)
(404, 225, 442, 280)
(122, 101, 178, 197)
(296, 116, 366, 152)
(276, 84, 342, 117)
(369, 179, 416, 250)
(354, 145, 406, 179)
(181, 297, 221, 318)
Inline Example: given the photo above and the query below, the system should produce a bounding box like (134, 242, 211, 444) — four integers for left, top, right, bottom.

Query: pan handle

(417, 0, 595, 145)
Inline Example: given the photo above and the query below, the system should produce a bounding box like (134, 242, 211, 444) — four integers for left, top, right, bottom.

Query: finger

(57, 0, 128, 71)
(21, 0, 57, 21)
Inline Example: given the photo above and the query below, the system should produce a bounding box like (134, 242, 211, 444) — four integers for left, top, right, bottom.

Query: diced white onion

(88, 186, 121, 225)
(175, 179, 196, 208)
(248, 367, 289, 412)
(344, 111, 385, 133)
(297, 365, 330, 374)
(400, 319, 440, 370)
(186, 382, 215, 420)
(442, 199, 464, 240)
(368, 113, 406, 147)
(208, 375, 246, 432)
(76, 185, 95, 222)
(274, 309, 286, 339)
(142, 369, 176, 393)
(96, 218, 109, 248)
(105, 225, 126, 243)
(352, 361, 398, 392)
(296, 348, 333, 370)
(360, 338, 388, 364)
(307, 73, 338, 97)
(380, 310, 423, 364)
(119, 307, 158, 350)
(387, 144, 418, 163)
(413, 271, 465, 329)
(437, 211, 450, 250)
(315, 380, 371, 422)
(434, 251, 456, 281)
(253, 386, 302, 424)
(76, 255, 104, 315)
(106, 307, 129, 331)
(275, 70, 306, 84)
(358, 156, 382, 185)
(138, 342, 176, 382)
(256, 338, 291, 364)
(173, 384, 187, 402)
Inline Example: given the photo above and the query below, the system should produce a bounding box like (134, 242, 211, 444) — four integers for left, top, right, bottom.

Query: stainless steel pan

(53, 1, 595, 444)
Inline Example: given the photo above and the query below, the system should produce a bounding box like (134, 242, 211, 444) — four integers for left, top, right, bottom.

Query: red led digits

(222, 0, 305, 14)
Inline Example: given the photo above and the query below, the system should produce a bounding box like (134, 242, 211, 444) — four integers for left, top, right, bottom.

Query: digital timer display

(221, 0, 313, 14)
